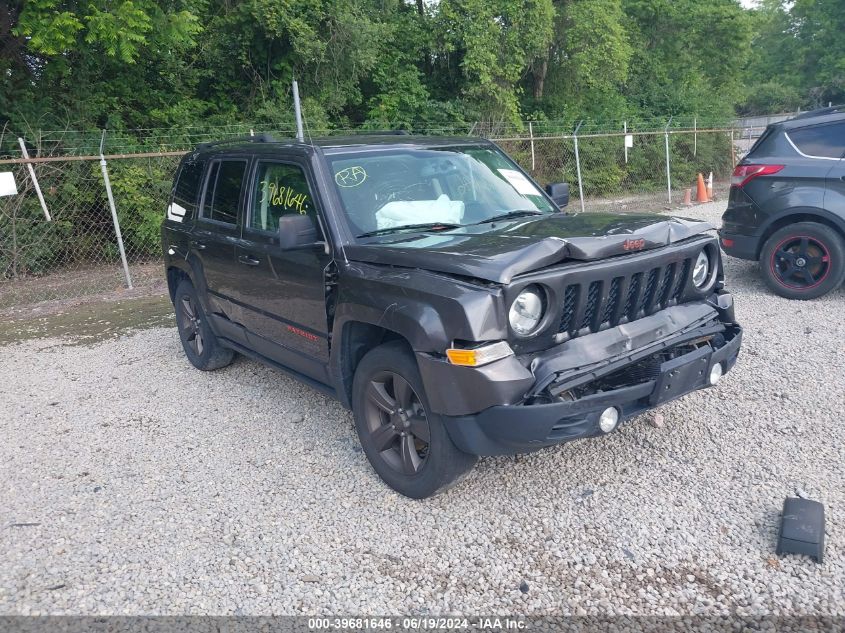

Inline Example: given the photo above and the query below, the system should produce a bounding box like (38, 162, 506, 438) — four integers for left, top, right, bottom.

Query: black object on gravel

(777, 497, 825, 563)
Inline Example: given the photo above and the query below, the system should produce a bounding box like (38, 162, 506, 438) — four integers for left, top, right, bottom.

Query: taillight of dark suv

(730, 164, 784, 188)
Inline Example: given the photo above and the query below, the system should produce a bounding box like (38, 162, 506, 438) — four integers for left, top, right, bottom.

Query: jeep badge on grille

(623, 238, 646, 251)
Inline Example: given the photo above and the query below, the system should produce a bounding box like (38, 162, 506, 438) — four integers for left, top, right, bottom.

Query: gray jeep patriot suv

(162, 134, 742, 498)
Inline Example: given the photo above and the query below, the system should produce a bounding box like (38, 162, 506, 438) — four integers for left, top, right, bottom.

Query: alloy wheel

(363, 371, 431, 475)
(179, 295, 204, 356)
(771, 235, 831, 289)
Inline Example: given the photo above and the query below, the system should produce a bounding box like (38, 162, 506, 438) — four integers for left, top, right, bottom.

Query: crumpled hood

(344, 213, 714, 284)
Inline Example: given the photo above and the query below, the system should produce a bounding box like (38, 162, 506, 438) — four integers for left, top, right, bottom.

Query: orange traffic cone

(683, 188, 692, 205)
(706, 171, 714, 200)
(696, 173, 709, 203)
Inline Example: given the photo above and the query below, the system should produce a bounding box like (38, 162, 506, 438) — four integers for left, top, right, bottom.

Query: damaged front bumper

(416, 292, 742, 456)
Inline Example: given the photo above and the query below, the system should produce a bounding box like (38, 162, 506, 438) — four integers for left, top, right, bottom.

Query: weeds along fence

(0, 126, 740, 310)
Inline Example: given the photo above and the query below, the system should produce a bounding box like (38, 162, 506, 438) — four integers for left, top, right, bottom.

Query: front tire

(174, 279, 234, 370)
(352, 341, 477, 499)
(759, 222, 845, 300)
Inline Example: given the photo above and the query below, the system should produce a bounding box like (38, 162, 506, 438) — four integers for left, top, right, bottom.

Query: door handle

(190, 240, 207, 250)
(238, 254, 261, 266)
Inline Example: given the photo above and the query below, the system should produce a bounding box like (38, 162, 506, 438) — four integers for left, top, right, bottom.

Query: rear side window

(787, 123, 845, 159)
(202, 160, 247, 224)
(170, 161, 205, 218)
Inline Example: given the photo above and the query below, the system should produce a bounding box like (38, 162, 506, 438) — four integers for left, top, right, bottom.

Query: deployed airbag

(376, 194, 465, 229)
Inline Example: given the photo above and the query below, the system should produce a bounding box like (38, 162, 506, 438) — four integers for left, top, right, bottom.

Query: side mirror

(546, 182, 570, 209)
(278, 214, 318, 250)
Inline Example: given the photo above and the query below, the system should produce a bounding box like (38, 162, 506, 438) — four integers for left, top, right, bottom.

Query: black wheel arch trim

(756, 208, 845, 259)
(329, 309, 437, 411)
(165, 255, 214, 316)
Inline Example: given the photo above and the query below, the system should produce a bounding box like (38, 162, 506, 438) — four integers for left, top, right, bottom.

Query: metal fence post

(99, 131, 133, 289)
(730, 126, 736, 166)
(693, 117, 697, 157)
(664, 117, 673, 204)
(573, 120, 585, 213)
(17, 137, 52, 221)
(528, 121, 535, 172)
(623, 121, 628, 164)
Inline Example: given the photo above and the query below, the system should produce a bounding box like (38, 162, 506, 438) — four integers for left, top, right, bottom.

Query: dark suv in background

(720, 106, 845, 299)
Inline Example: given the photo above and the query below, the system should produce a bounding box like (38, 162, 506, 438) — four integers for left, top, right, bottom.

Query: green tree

(528, 0, 632, 121)
(740, 0, 845, 113)
(435, 0, 554, 126)
(2, 1, 203, 132)
(791, 0, 845, 107)
(623, 0, 751, 120)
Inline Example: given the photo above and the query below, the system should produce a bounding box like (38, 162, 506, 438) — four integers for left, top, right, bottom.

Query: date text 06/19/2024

(307, 617, 527, 630)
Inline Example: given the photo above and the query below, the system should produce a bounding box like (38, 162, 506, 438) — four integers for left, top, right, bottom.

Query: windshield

(327, 145, 557, 238)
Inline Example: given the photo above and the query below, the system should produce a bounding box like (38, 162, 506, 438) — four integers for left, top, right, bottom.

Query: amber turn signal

(446, 341, 514, 367)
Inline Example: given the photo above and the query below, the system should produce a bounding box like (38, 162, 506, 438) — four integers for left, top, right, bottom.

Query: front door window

(251, 162, 316, 232)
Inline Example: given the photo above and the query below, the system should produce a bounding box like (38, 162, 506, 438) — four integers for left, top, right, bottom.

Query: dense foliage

(740, 0, 845, 114)
(0, 0, 840, 279)
(5, 0, 835, 138)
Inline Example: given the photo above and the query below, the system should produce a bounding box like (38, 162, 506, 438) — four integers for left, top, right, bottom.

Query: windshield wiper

(356, 223, 462, 238)
(471, 210, 545, 225)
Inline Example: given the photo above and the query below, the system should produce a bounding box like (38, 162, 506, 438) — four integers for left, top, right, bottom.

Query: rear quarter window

(745, 125, 776, 158)
(787, 122, 845, 159)
(167, 158, 205, 222)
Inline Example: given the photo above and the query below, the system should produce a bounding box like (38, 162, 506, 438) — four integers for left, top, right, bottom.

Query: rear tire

(759, 222, 845, 300)
(174, 279, 234, 370)
(352, 340, 477, 499)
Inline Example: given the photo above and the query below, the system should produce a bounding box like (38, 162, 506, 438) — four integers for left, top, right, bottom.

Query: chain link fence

(0, 152, 182, 309)
(0, 125, 742, 310)
(498, 127, 736, 215)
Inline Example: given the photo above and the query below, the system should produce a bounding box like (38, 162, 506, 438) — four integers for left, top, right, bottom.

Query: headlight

(692, 250, 710, 288)
(509, 286, 545, 336)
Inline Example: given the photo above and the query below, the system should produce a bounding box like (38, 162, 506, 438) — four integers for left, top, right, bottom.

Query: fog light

(598, 407, 620, 433)
(708, 362, 724, 386)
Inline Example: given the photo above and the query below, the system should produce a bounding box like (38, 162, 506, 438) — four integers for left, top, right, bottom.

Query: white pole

(664, 117, 673, 204)
(573, 121, 585, 214)
(99, 131, 132, 289)
(693, 116, 697, 157)
(623, 121, 628, 164)
(292, 80, 304, 142)
(529, 121, 535, 172)
(17, 138, 51, 221)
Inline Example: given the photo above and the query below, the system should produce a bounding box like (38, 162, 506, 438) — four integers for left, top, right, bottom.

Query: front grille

(579, 281, 601, 330)
(601, 277, 622, 324)
(557, 256, 693, 338)
(621, 272, 642, 319)
(656, 262, 676, 305)
(558, 285, 578, 332)
(674, 259, 691, 298)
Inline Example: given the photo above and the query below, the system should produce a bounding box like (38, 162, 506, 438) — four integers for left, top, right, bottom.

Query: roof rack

(792, 105, 845, 120)
(197, 133, 277, 149)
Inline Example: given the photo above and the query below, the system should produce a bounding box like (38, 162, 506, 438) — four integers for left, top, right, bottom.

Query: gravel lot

(1, 201, 843, 616)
